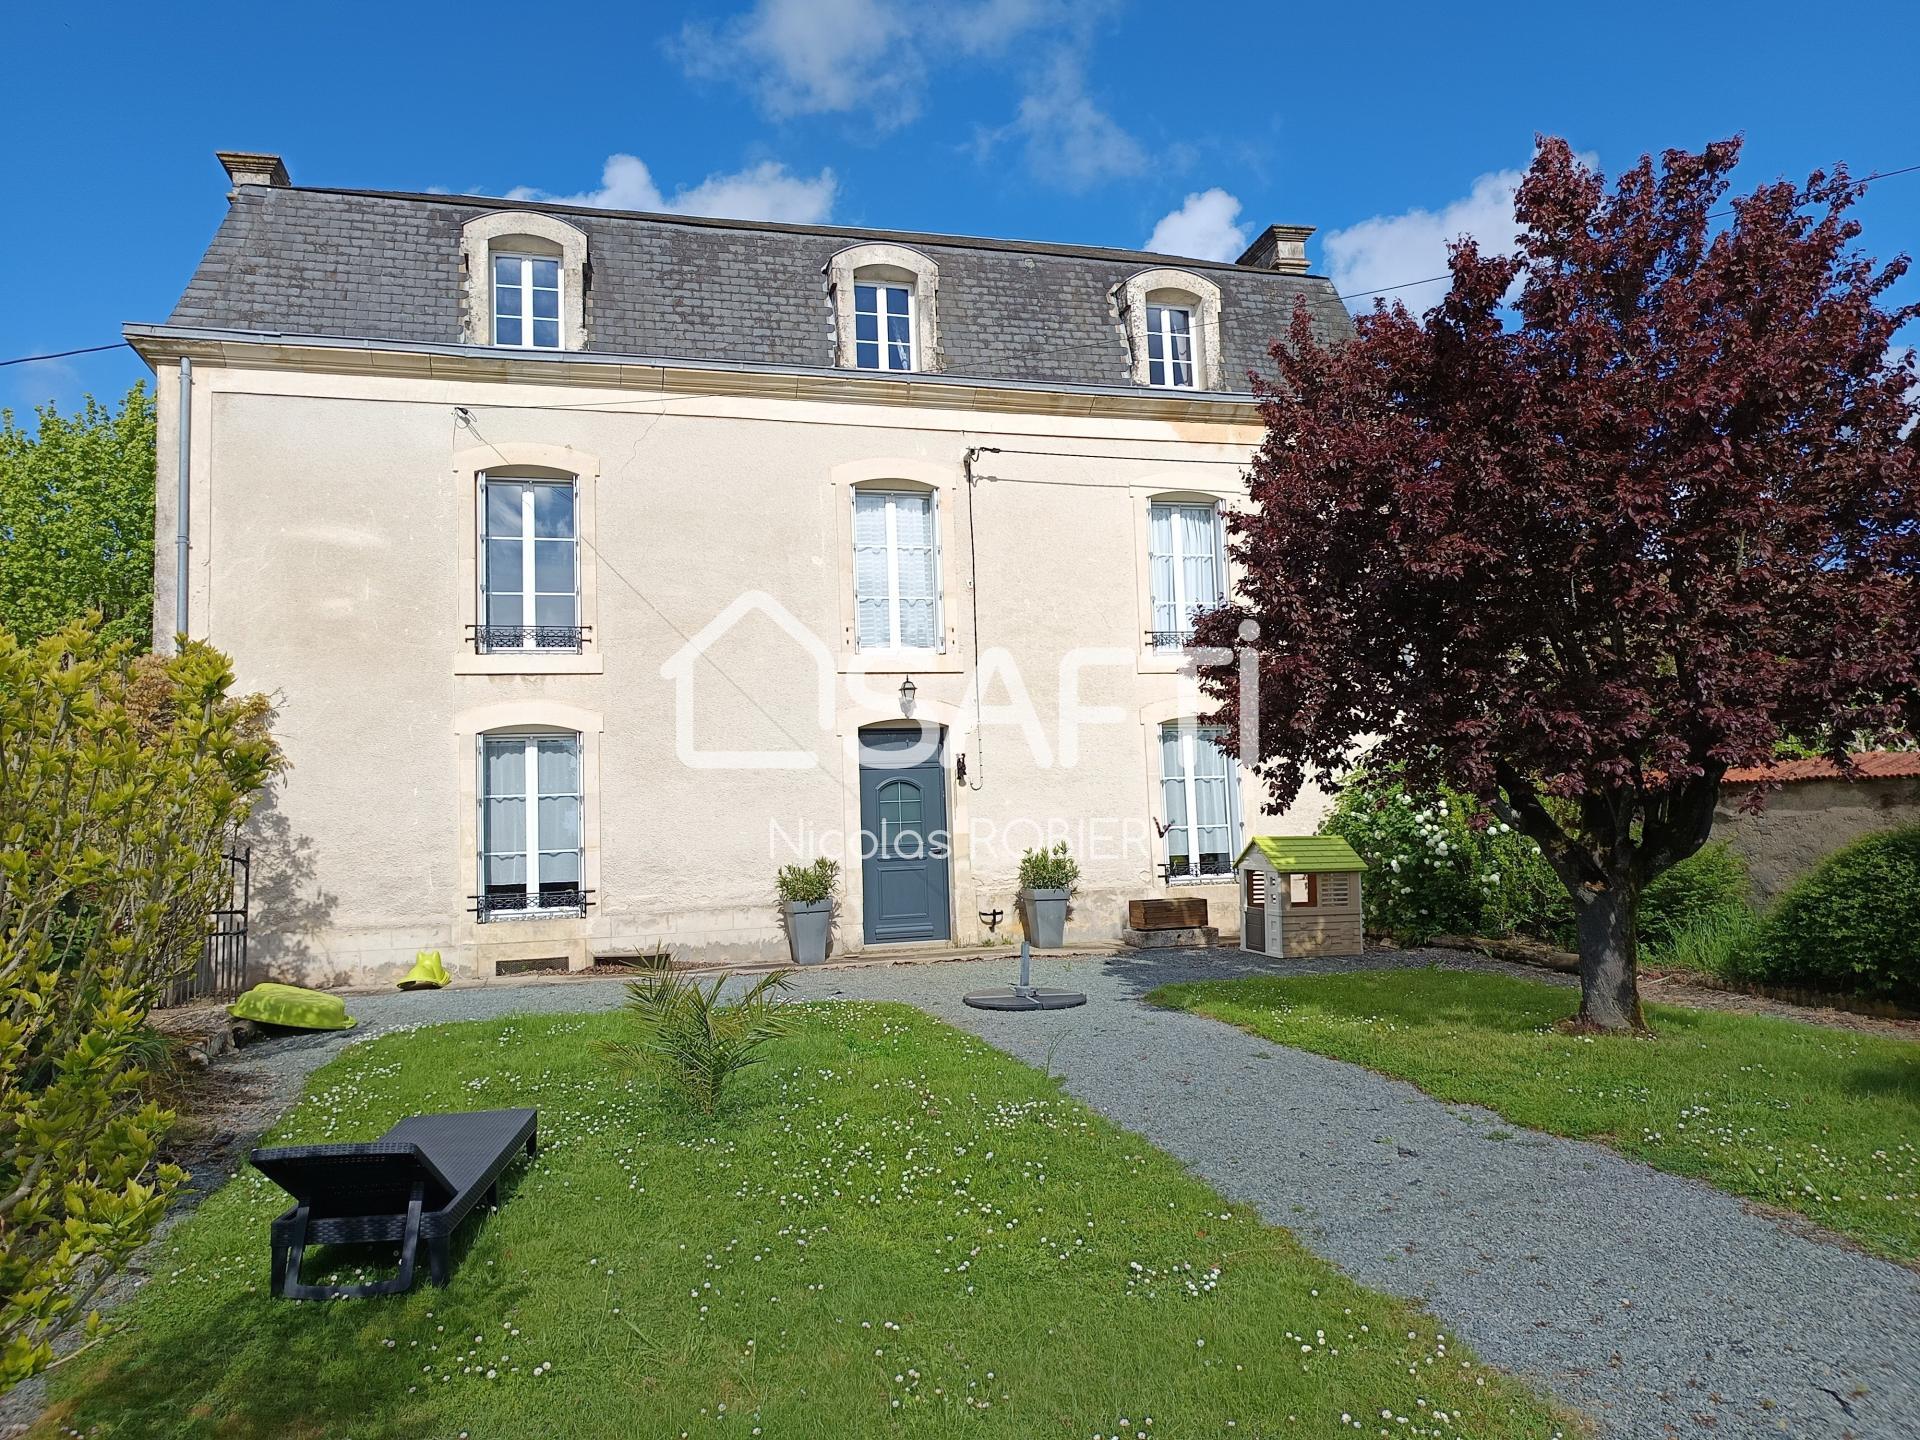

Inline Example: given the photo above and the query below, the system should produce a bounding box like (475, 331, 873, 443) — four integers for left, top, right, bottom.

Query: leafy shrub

(1640, 842, 1750, 950)
(598, 954, 797, 1113)
(1748, 826, 1920, 1000)
(1322, 766, 1565, 945)
(1017, 842, 1080, 894)
(775, 857, 839, 906)
(0, 620, 279, 1391)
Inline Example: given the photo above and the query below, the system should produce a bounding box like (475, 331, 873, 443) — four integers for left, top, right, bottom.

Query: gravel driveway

(20, 948, 1919, 1440)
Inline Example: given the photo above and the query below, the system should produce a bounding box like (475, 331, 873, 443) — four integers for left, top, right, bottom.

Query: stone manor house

(130, 151, 1351, 984)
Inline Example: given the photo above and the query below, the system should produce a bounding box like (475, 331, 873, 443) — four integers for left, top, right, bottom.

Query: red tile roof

(1723, 750, 1920, 785)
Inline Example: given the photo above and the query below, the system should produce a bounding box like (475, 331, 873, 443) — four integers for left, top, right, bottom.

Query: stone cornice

(122, 324, 1265, 425)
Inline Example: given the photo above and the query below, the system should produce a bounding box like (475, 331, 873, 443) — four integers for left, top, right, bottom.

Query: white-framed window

(852, 489, 941, 650)
(493, 253, 562, 349)
(854, 282, 914, 371)
(1160, 721, 1241, 881)
(479, 474, 580, 651)
(479, 732, 584, 918)
(1145, 303, 1195, 388)
(1147, 500, 1225, 648)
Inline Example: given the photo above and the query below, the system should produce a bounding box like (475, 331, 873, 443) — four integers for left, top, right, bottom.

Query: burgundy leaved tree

(1196, 136, 1919, 1031)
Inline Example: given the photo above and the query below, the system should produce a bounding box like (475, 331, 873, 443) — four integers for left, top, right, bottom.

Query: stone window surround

(1118, 267, 1224, 391)
(827, 243, 941, 373)
(1130, 484, 1238, 675)
(453, 700, 603, 966)
(452, 440, 602, 675)
(461, 211, 589, 351)
(1138, 696, 1246, 888)
(828, 458, 963, 674)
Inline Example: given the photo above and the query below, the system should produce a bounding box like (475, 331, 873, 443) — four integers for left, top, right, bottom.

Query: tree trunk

(1574, 880, 1647, 1032)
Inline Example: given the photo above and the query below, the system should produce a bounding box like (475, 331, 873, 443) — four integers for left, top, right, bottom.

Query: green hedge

(1749, 825, 1920, 1001)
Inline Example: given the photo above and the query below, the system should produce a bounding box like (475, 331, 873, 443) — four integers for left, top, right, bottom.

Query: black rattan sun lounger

(250, 1107, 537, 1300)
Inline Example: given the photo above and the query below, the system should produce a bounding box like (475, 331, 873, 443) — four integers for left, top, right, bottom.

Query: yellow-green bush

(0, 621, 279, 1390)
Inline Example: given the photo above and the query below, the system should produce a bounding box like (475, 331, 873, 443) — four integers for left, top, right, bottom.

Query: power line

(0, 341, 129, 369)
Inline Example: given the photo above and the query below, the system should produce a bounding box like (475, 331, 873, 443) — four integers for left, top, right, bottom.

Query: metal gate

(160, 848, 251, 1007)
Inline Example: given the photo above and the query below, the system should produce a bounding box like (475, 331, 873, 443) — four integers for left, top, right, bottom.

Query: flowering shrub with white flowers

(1322, 766, 1568, 946)
(1325, 767, 1757, 957)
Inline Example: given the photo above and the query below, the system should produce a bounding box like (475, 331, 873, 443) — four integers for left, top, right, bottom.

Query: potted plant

(776, 858, 839, 966)
(1018, 842, 1080, 948)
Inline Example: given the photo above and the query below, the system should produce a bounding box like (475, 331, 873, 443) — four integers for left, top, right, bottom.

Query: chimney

(216, 151, 291, 196)
(1236, 223, 1315, 274)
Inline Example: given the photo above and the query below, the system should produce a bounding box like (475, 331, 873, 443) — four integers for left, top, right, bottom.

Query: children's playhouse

(1236, 836, 1367, 958)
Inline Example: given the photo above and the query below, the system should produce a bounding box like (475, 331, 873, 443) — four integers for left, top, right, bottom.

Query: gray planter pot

(783, 899, 833, 965)
(1020, 887, 1070, 948)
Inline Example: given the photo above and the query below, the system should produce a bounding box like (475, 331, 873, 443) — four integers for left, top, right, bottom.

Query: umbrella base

(962, 986, 1087, 1011)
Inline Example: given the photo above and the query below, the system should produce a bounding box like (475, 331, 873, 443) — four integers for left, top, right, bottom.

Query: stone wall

(1714, 777, 1920, 902)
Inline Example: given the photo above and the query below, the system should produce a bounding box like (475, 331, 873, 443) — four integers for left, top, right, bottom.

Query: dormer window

(828, 244, 939, 374)
(855, 282, 914, 371)
(1146, 303, 1195, 388)
(1119, 268, 1224, 391)
(460, 211, 589, 351)
(493, 254, 562, 349)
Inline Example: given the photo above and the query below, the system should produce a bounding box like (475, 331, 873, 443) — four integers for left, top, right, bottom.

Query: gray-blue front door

(858, 731, 951, 944)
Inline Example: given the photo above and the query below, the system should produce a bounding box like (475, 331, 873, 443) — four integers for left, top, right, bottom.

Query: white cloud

(503, 154, 837, 224)
(674, 0, 1078, 126)
(1146, 188, 1247, 262)
(1321, 166, 1526, 311)
(673, 1, 1142, 185)
(675, 0, 917, 123)
(981, 53, 1144, 192)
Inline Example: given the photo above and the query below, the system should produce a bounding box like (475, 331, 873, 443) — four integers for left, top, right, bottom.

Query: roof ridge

(276, 183, 1331, 279)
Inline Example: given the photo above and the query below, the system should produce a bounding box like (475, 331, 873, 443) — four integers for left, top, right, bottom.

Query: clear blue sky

(5, 0, 1916, 418)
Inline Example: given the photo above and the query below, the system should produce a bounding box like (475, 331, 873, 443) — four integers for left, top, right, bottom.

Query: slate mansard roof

(165, 184, 1352, 393)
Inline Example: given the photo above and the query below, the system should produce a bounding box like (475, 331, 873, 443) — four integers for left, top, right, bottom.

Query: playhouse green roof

(1235, 835, 1368, 873)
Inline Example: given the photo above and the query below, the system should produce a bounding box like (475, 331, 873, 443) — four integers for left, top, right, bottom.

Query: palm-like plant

(597, 952, 796, 1113)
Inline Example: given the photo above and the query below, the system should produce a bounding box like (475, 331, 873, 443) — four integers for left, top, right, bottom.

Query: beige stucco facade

(142, 338, 1329, 985)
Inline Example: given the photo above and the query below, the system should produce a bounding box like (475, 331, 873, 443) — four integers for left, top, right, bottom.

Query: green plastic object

(228, 982, 357, 1031)
(397, 950, 450, 991)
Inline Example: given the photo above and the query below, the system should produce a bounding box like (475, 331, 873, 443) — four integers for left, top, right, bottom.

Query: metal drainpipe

(175, 357, 192, 642)
(960, 445, 1001, 790)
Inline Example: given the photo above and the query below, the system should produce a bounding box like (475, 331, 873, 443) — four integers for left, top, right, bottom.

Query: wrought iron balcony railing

(469, 888, 594, 922)
(1145, 628, 1196, 650)
(1161, 856, 1234, 883)
(467, 624, 592, 654)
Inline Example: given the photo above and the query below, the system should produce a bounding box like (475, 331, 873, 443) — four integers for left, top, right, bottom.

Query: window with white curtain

(1145, 303, 1195, 387)
(852, 489, 941, 650)
(1160, 721, 1240, 881)
(1147, 500, 1226, 648)
(479, 475, 580, 651)
(854, 282, 914, 371)
(493, 253, 562, 349)
(479, 733, 583, 918)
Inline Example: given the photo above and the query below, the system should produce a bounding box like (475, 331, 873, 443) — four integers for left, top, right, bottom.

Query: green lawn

(1150, 968, 1920, 1264)
(41, 1003, 1570, 1439)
